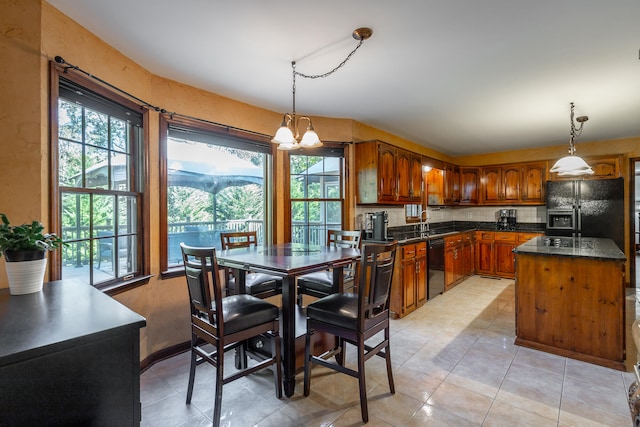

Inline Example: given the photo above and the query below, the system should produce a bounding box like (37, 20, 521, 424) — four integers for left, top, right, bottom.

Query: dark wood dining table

(216, 242, 360, 397)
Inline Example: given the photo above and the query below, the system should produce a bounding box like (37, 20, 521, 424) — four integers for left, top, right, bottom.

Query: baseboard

(140, 341, 190, 373)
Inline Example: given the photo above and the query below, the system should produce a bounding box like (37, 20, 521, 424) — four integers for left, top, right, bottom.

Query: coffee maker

(367, 211, 388, 241)
(496, 209, 517, 230)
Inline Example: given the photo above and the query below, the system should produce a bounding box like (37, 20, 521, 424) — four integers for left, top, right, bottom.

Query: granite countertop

(513, 236, 626, 261)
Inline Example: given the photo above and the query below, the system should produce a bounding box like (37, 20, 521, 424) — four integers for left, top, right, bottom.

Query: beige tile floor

(140, 276, 639, 426)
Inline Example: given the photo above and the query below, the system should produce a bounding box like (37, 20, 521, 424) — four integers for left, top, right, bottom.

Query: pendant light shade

(549, 102, 593, 177)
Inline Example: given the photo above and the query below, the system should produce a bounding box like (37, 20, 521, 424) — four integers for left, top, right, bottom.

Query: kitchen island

(513, 236, 626, 370)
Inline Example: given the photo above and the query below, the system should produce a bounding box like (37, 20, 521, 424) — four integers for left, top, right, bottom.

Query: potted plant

(0, 213, 64, 295)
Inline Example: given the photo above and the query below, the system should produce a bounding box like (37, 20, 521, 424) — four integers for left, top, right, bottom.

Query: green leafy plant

(0, 213, 65, 256)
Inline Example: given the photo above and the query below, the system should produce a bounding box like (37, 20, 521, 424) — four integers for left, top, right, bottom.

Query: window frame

(49, 63, 151, 295)
(285, 145, 348, 244)
(159, 115, 275, 277)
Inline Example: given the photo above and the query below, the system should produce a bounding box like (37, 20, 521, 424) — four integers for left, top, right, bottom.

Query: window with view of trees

(290, 150, 345, 246)
(160, 119, 272, 270)
(56, 77, 145, 290)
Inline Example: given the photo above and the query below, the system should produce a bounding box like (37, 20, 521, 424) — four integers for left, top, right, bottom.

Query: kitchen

(3, 1, 640, 425)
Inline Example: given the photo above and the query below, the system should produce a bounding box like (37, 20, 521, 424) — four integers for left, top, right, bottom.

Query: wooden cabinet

(391, 241, 427, 318)
(515, 250, 625, 370)
(426, 168, 445, 205)
(459, 167, 480, 205)
(481, 165, 521, 204)
(444, 231, 475, 290)
(521, 162, 546, 204)
(494, 232, 518, 278)
(443, 163, 460, 205)
(475, 231, 495, 275)
(355, 140, 422, 204)
(548, 155, 621, 181)
(475, 231, 542, 279)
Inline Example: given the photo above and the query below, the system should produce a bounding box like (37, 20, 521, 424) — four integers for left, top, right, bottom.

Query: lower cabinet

(444, 231, 475, 291)
(390, 241, 427, 318)
(475, 231, 543, 279)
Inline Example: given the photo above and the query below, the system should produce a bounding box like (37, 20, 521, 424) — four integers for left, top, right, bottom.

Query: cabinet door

(445, 247, 456, 290)
(402, 257, 417, 312)
(476, 240, 494, 275)
(409, 155, 423, 202)
(460, 167, 479, 205)
(443, 164, 460, 204)
(416, 254, 427, 304)
(502, 165, 521, 203)
(396, 149, 411, 202)
(494, 242, 516, 277)
(481, 167, 502, 204)
(378, 143, 396, 202)
(521, 162, 546, 204)
(426, 168, 445, 206)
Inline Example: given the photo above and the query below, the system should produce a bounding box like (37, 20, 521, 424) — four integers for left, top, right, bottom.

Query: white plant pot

(5, 258, 47, 295)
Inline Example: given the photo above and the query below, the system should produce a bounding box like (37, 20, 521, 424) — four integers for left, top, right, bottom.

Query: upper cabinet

(459, 167, 480, 205)
(479, 162, 547, 205)
(355, 140, 422, 204)
(547, 155, 621, 181)
(521, 162, 546, 204)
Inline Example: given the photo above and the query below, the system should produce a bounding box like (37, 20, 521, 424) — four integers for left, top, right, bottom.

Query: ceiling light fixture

(549, 102, 594, 177)
(271, 27, 373, 150)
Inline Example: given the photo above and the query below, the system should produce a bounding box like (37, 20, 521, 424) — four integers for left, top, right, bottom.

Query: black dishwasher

(428, 238, 445, 300)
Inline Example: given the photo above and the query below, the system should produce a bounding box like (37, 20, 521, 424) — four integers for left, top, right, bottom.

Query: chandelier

(271, 28, 373, 150)
(549, 102, 594, 177)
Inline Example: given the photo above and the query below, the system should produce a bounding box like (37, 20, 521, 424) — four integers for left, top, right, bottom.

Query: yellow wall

(2, 0, 638, 361)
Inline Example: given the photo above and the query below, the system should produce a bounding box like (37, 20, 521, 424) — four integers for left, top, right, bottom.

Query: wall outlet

(467, 212, 473, 219)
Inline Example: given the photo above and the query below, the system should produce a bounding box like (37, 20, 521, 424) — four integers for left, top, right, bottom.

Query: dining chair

(303, 241, 397, 423)
(296, 229, 361, 306)
(180, 243, 282, 427)
(219, 231, 282, 299)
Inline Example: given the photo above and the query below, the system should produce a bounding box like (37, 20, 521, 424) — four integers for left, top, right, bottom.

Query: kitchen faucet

(419, 210, 430, 237)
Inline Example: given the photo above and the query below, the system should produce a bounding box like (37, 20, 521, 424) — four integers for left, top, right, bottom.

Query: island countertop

(513, 235, 625, 261)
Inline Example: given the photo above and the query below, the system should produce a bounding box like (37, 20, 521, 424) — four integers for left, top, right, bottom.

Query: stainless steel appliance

(367, 211, 388, 241)
(427, 237, 444, 300)
(545, 177, 624, 250)
(496, 209, 517, 230)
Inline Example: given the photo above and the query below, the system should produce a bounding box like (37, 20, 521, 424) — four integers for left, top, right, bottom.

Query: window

(160, 118, 273, 272)
(54, 74, 147, 290)
(289, 149, 345, 246)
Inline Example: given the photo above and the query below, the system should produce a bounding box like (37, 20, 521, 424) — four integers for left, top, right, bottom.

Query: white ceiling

(46, 0, 640, 156)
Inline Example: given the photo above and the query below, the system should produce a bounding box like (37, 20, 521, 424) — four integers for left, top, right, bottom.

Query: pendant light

(549, 102, 594, 177)
(271, 28, 373, 150)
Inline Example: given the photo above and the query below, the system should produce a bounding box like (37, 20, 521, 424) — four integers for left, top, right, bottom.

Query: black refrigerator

(545, 177, 624, 251)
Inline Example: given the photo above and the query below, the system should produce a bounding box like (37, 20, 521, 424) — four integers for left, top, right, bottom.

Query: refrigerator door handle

(576, 207, 581, 233)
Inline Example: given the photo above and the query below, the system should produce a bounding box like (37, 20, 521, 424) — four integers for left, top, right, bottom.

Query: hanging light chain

(293, 38, 365, 80)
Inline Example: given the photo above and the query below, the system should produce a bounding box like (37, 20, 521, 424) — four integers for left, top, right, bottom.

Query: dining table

(216, 242, 360, 397)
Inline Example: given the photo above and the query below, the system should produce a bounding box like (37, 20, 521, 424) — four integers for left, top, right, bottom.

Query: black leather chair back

(357, 242, 397, 329)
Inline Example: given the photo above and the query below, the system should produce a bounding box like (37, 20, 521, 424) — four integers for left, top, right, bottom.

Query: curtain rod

(53, 55, 273, 140)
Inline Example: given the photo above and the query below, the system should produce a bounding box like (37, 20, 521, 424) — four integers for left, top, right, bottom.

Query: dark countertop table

(513, 235, 626, 261)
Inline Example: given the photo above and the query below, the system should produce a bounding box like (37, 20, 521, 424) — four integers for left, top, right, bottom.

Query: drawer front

(477, 231, 494, 241)
(494, 232, 517, 243)
(518, 232, 542, 243)
(416, 241, 427, 256)
(402, 244, 416, 258)
(445, 234, 463, 246)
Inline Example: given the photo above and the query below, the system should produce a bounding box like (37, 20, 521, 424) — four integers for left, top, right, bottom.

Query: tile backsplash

(355, 205, 547, 229)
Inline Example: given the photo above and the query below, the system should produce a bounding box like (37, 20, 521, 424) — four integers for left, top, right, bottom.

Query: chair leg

(303, 329, 313, 397)
(357, 338, 369, 423)
(185, 339, 197, 404)
(385, 327, 395, 394)
(335, 337, 345, 366)
(297, 291, 304, 307)
(212, 343, 224, 427)
(272, 331, 283, 399)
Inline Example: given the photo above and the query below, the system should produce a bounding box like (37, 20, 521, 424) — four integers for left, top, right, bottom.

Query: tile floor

(140, 276, 639, 426)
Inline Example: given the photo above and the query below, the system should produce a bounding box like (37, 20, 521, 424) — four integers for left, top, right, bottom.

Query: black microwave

(546, 209, 575, 230)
